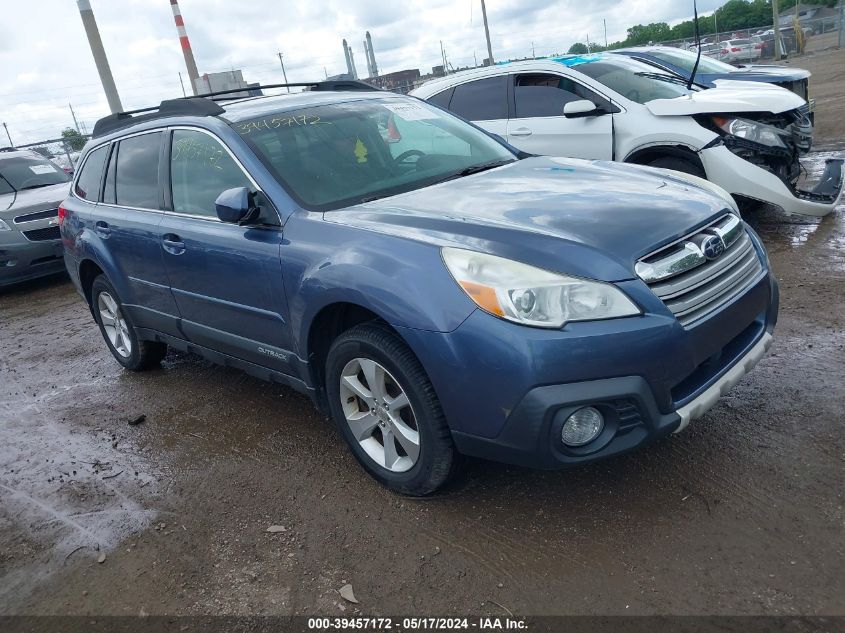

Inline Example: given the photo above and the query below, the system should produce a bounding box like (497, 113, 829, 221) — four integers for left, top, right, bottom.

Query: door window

(73, 145, 108, 201)
(514, 74, 607, 118)
(426, 88, 454, 109)
(115, 132, 162, 209)
(170, 129, 253, 217)
(102, 143, 117, 204)
(448, 76, 508, 121)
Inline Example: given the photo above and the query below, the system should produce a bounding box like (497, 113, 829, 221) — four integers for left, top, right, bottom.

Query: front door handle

(510, 128, 533, 137)
(162, 233, 186, 255)
(94, 220, 111, 237)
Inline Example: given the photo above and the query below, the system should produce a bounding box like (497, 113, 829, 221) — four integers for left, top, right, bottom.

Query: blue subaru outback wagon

(61, 82, 778, 495)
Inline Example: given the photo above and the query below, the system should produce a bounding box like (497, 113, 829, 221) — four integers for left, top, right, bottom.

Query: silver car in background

(0, 149, 71, 286)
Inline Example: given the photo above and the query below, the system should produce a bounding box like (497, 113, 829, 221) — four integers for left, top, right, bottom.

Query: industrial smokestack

(76, 0, 122, 113)
(342, 39, 358, 79)
(170, 0, 200, 95)
(363, 39, 373, 77)
(366, 31, 378, 77)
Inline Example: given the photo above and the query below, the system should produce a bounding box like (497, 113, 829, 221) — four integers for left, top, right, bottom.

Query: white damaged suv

(411, 53, 843, 217)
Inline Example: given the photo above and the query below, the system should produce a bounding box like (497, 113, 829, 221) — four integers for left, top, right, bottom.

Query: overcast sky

(0, 0, 723, 147)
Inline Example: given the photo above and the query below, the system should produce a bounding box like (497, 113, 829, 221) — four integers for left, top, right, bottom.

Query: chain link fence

(656, 12, 842, 62)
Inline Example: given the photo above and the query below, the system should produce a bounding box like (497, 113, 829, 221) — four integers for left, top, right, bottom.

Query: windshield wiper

(455, 159, 514, 177)
(19, 183, 54, 191)
(635, 71, 695, 87)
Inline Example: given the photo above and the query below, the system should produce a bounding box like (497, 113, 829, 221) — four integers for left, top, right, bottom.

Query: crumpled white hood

(646, 79, 806, 116)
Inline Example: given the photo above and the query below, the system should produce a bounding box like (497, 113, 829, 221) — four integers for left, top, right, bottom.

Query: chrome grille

(637, 215, 764, 327)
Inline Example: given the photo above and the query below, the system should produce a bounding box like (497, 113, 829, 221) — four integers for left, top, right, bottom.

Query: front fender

(282, 215, 476, 359)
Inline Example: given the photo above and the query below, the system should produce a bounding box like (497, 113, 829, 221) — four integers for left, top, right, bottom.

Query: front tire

(91, 275, 166, 371)
(325, 323, 456, 496)
(646, 156, 706, 178)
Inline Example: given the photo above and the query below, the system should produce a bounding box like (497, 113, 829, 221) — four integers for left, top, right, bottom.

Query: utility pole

(531, 41, 535, 58)
(480, 0, 494, 64)
(178, 72, 187, 97)
(76, 0, 123, 113)
(2, 123, 13, 148)
(277, 53, 290, 92)
(772, 0, 782, 59)
(440, 40, 448, 73)
(604, 19, 608, 48)
(69, 103, 81, 133)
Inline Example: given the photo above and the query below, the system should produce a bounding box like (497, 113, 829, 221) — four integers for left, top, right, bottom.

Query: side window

(514, 74, 608, 118)
(426, 88, 454, 109)
(115, 132, 162, 209)
(74, 145, 108, 201)
(170, 129, 253, 217)
(448, 76, 508, 121)
(102, 143, 117, 204)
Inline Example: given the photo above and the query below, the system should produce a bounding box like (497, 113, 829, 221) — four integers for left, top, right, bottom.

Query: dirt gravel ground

(1, 64, 844, 623)
(775, 47, 845, 149)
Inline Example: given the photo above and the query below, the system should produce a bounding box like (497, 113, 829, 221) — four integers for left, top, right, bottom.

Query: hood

(0, 182, 70, 218)
(723, 64, 811, 82)
(327, 157, 735, 282)
(646, 79, 805, 116)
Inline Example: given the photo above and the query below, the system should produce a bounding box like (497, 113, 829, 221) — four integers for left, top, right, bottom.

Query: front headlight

(712, 116, 789, 149)
(441, 248, 640, 329)
(0, 219, 12, 231)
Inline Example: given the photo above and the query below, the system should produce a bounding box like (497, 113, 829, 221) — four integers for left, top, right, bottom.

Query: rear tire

(91, 275, 166, 371)
(646, 156, 706, 178)
(325, 323, 456, 496)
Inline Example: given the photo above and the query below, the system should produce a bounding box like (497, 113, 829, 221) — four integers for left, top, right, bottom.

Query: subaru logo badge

(701, 235, 726, 260)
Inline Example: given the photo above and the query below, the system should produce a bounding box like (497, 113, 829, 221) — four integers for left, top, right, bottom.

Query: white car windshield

(574, 56, 697, 105)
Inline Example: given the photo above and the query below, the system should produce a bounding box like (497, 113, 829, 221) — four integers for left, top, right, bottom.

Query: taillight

(731, 47, 741, 52)
(57, 205, 67, 225)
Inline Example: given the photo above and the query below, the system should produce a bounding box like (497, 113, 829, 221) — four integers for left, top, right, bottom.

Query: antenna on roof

(688, 0, 701, 90)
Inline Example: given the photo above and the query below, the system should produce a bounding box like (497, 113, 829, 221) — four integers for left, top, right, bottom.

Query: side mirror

(215, 187, 260, 225)
(563, 100, 599, 118)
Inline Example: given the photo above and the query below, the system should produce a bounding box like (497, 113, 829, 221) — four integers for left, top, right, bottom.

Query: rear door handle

(162, 233, 186, 255)
(510, 128, 533, 137)
(95, 220, 111, 237)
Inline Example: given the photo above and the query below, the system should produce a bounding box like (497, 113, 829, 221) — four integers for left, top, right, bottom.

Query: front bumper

(0, 237, 66, 287)
(398, 266, 778, 470)
(700, 145, 843, 217)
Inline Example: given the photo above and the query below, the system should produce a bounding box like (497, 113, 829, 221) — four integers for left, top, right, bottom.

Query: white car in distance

(411, 54, 842, 217)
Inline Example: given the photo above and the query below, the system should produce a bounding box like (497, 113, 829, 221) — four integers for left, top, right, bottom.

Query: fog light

(561, 407, 604, 447)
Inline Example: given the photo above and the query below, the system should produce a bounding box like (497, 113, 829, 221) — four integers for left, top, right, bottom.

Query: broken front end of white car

(694, 107, 843, 217)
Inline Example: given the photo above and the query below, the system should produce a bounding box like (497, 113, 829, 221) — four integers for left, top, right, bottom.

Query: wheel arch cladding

(79, 259, 105, 312)
(305, 302, 415, 411)
(625, 144, 706, 173)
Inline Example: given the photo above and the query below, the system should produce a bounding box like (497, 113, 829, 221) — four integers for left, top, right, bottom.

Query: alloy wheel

(339, 357, 420, 472)
(97, 291, 132, 358)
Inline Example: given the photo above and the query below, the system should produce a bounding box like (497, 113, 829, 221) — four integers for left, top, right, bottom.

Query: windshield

(0, 155, 70, 194)
(575, 57, 696, 105)
(233, 98, 515, 211)
(646, 48, 739, 74)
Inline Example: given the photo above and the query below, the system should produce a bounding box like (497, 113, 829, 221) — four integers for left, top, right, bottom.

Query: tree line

(567, 0, 838, 53)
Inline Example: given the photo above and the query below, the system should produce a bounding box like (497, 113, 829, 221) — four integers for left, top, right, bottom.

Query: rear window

(0, 155, 69, 194)
(115, 132, 162, 210)
(74, 145, 108, 201)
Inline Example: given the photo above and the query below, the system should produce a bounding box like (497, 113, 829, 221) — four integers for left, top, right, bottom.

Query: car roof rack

(92, 80, 380, 139)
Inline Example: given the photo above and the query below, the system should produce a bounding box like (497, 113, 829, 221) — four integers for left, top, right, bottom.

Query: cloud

(1, 0, 727, 145)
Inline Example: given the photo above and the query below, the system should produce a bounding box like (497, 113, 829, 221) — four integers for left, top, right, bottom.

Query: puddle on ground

(0, 386, 164, 606)
(748, 151, 844, 267)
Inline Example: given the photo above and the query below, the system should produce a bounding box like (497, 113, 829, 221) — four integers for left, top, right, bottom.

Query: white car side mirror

(563, 100, 599, 118)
